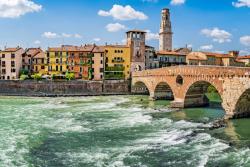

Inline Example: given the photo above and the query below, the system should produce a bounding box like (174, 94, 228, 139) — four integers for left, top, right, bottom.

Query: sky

(0, 0, 250, 55)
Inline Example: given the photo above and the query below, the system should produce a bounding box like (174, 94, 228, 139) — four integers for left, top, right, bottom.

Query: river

(0, 95, 249, 167)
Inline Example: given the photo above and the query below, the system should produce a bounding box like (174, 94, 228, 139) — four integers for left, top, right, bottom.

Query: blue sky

(0, 0, 250, 55)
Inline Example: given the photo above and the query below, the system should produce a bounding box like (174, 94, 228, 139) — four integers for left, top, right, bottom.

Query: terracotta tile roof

(157, 50, 186, 56)
(202, 52, 233, 58)
(33, 51, 45, 59)
(105, 45, 130, 48)
(3, 47, 22, 52)
(25, 48, 43, 57)
(187, 52, 207, 60)
(237, 55, 250, 59)
(93, 46, 104, 53)
(48, 45, 96, 52)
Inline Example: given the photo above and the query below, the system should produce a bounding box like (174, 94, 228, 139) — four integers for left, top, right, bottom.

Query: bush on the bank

(32, 73, 42, 81)
(65, 72, 75, 81)
(20, 75, 29, 81)
(246, 63, 250, 67)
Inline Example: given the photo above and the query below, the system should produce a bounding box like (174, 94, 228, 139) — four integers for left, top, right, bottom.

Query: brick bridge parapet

(132, 65, 250, 118)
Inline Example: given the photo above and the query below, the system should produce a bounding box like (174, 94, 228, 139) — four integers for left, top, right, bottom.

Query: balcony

(104, 72, 125, 80)
(105, 66, 125, 72)
(112, 59, 125, 63)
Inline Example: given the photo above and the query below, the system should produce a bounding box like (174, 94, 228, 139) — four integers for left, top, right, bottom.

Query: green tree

(31, 73, 42, 81)
(20, 75, 29, 81)
(19, 69, 29, 76)
(65, 72, 75, 81)
(246, 63, 250, 67)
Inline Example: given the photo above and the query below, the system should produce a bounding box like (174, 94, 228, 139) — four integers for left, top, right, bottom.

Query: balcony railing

(105, 66, 125, 72)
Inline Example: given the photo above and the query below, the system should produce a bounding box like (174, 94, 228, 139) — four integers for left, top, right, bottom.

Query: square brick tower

(159, 8, 173, 51)
(126, 30, 146, 72)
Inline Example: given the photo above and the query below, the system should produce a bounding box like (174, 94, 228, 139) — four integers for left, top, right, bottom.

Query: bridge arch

(132, 81, 150, 95)
(183, 80, 222, 108)
(153, 82, 174, 100)
(233, 88, 250, 118)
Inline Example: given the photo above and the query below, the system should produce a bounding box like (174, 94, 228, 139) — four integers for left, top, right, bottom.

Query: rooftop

(157, 50, 186, 56)
(126, 29, 146, 33)
(2, 47, 22, 52)
(238, 55, 250, 59)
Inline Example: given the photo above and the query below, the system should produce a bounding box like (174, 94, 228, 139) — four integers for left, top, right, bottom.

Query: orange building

(67, 45, 95, 80)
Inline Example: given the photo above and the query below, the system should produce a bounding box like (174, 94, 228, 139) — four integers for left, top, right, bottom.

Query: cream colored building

(187, 51, 244, 67)
(92, 46, 105, 80)
(0, 47, 24, 80)
(237, 55, 250, 66)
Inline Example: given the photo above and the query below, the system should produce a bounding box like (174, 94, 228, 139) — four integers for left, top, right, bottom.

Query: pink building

(0, 47, 25, 80)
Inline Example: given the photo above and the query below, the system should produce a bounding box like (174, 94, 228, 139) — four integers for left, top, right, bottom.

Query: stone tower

(126, 30, 146, 72)
(159, 8, 173, 51)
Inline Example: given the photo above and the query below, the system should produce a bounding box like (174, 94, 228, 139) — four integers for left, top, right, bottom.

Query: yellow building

(45, 46, 68, 76)
(104, 45, 131, 80)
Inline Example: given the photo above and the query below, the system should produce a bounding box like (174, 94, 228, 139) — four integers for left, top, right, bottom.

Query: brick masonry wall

(0, 80, 130, 96)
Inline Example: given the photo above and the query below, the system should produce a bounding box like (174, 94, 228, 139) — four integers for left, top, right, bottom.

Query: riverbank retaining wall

(0, 80, 130, 96)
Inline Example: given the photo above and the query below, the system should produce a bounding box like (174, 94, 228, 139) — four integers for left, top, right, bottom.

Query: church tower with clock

(126, 30, 146, 73)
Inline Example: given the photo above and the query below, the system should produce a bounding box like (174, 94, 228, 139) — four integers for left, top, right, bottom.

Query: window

(2, 54, 5, 58)
(80, 67, 83, 73)
(11, 61, 15, 67)
(60, 66, 62, 71)
(101, 60, 103, 64)
(47, 52, 50, 57)
(100, 68, 104, 72)
(55, 52, 59, 57)
(56, 59, 59, 63)
(11, 69, 16, 73)
(35, 66, 38, 71)
(11, 54, 15, 59)
(2, 69, 6, 74)
(47, 58, 50, 64)
(7, 76, 10, 80)
(41, 66, 45, 69)
(56, 66, 58, 71)
(42, 59, 44, 64)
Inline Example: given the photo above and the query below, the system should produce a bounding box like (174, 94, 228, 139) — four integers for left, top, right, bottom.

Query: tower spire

(159, 8, 173, 51)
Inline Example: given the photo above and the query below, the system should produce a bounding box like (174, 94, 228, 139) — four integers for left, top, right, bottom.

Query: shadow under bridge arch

(154, 82, 174, 100)
(233, 88, 250, 118)
(132, 81, 150, 95)
(184, 81, 222, 108)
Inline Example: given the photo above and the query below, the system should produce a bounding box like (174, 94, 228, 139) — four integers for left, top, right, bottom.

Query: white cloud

(74, 34, 82, 39)
(42, 32, 58, 39)
(240, 36, 250, 46)
(98, 4, 148, 20)
(171, 0, 186, 5)
(0, 0, 42, 18)
(239, 50, 250, 55)
(200, 44, 213, 50)
(106, 23, 127, 32)
(233, 0, 250, 7)
(34, 40, 41, 45)
(145, 30, 159, 41)
(62, 33, 72, 38)
(93, 38, 101, 42)
(201, 28, 232, 43)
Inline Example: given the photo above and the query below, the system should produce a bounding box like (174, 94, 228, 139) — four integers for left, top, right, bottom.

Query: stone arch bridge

(132, 66, 250, 119)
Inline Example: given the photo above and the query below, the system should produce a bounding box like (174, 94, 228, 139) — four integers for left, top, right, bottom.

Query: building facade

(67, 45, 95, 80)
(159, 8, 173, 51)
(32, 49, 46, 74)
(237, 55, 250, 66)
(104, 45, 131, 80)
(187, 51, 245, 67)
(92, 46, 105, 80)
(46, 47, 68, 76)
(145, 45, 159, 69)
(157, 51, 187, 67)
(0, 47, 24, 80)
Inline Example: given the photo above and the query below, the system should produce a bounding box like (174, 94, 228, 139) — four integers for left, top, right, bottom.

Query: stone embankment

(0, 80, 130, 97)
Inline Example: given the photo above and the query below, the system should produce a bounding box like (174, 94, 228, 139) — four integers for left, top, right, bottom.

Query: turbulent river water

(0, 95, 249, 167)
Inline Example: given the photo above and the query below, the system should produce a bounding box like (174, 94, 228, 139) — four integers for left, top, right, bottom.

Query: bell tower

(159, 8, 173, 51)
(127, 30, 146, 72)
